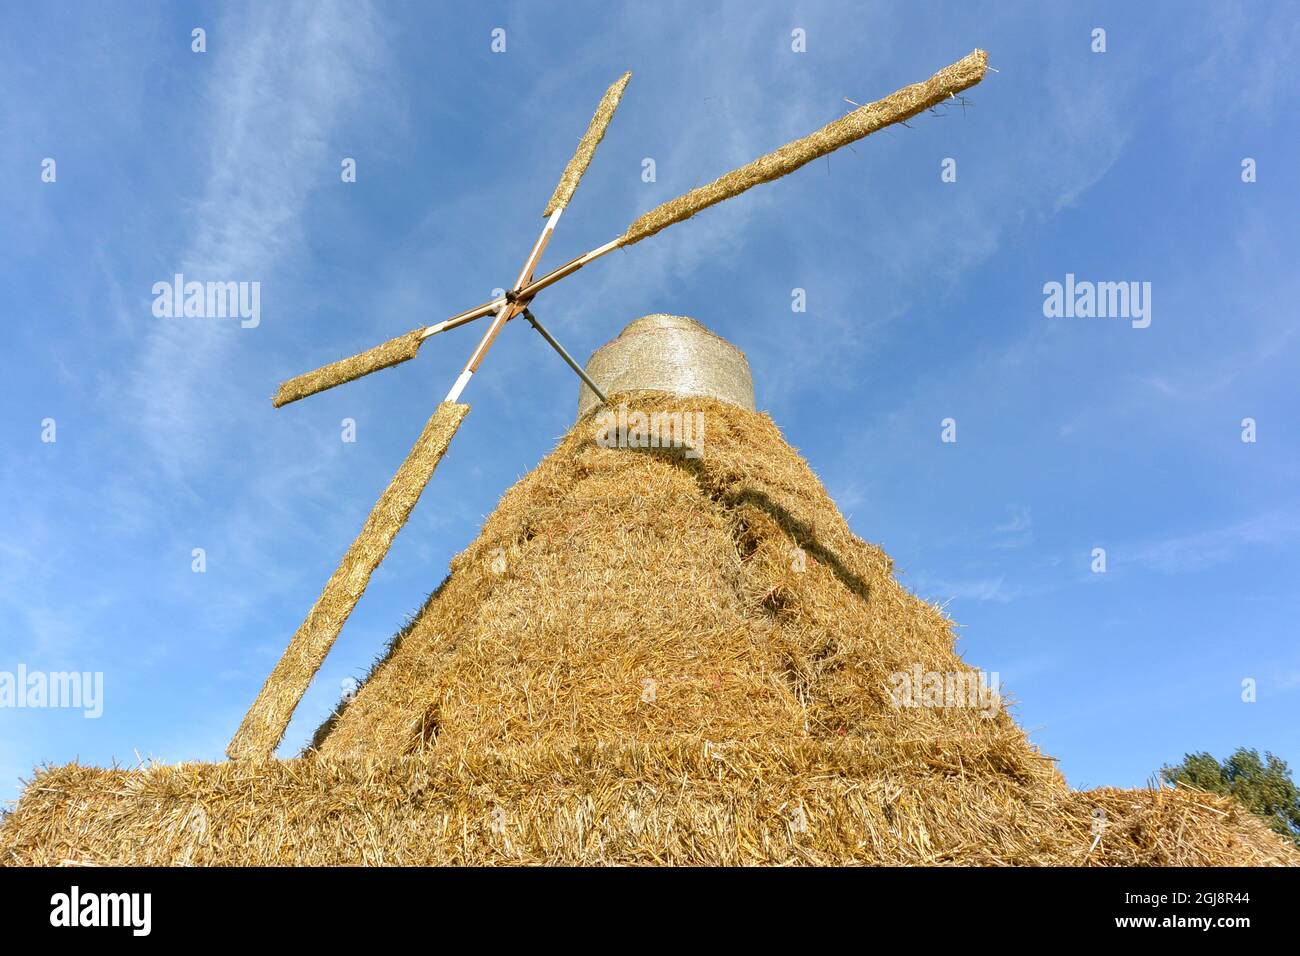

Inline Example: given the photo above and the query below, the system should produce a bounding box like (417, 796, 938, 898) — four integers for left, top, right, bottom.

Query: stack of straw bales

(2, 388, 1295, 865)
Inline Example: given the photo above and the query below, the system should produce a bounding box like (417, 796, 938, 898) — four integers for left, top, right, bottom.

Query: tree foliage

(1162, 748, 1300, 845)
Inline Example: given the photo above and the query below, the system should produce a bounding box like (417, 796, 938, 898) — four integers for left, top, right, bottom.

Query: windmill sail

(227, 401, 470, 760)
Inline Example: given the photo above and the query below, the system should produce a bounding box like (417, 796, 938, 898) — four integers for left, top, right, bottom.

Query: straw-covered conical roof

(311, 391, 1045, 766)
(2, 379, 1296, 865)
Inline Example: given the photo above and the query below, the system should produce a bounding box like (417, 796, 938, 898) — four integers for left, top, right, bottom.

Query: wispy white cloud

(915, 572, 1020, 604)
(0, 0, 402, 695)
(992, 504, 1033, 549)
(1185, 3, 1300, 128)
(125, 0, 390, 475)
(1126, 510, 1300, 574)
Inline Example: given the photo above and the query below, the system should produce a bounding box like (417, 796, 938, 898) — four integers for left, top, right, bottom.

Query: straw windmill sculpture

(227, 50, 991, 761)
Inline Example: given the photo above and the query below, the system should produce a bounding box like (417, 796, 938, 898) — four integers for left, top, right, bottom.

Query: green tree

(1162, 748, 1300, 845)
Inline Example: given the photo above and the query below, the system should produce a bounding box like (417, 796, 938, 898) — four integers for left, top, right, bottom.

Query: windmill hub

(578, 314, 755, 417)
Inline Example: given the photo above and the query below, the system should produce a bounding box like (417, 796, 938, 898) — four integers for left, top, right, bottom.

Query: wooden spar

(445, 207, 564, 402)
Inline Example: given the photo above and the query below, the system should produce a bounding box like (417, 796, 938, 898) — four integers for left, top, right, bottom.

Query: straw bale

(3, 744, 1294, 866)
(577, 314, 755, 417)
(226, 401, 469, 761)
(620, 50, 988, 247)
(1060, 787, 1298, 867)
(273, 328, 425, 408)
(542, 72, 632, 217)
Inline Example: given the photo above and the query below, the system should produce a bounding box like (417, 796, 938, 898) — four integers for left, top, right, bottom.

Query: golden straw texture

(273, 328, 425, 408)
(620, 49, 988, 247)
(225, 401, 469, 761)
(5, 747, 1296, 866)
(316, 392, 1049, 758)
(577, 314, 755, 418)
(542, 71, 631, 217)
(3, 394, 1295, 865)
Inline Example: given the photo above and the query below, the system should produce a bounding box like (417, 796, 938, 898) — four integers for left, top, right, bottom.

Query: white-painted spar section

(444, 368, 474, 403)
(445, 206, 566, 403)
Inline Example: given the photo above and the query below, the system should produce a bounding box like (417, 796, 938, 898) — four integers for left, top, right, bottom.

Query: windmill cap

(578, 314, 756, 417)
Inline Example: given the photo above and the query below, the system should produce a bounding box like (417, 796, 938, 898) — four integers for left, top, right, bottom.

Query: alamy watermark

(594, 403, 705, 459)
(50, 886, 150, 936)
(0, 665, 103, 718)
(152, 273, 260, 328)
(1043, 273, 1151, 328)
(887, 665, 1001, 718)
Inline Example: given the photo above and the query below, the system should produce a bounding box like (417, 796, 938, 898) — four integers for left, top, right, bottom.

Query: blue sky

(2, 1, 1297, 802)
